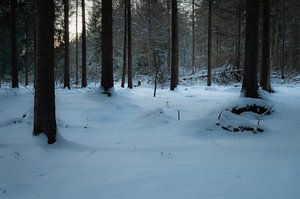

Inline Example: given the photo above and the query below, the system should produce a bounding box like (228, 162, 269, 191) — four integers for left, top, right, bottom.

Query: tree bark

(260, 0, 272, 92)
(170, 0, 178, 90)
(242, 0, 259, 98)
(121, 0, 127, 88)
(10, 0, 18, 88)
(207, 0, 212, 86)
(25, 2, 29, 86)
(34, 0, 57, 144)
(75, 0, 79, 85)
(192, 0, 195, 73)
(101, 0, 114, 93)
(127, 0, 133, 89)
(281, 0, 285, 79)
(82, 0, 87, 88)
(64, 0, 70, 89)
(235, 0, 241, 81)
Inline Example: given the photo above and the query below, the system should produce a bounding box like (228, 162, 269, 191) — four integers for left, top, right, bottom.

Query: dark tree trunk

(207, 0, 212, 86)
(81, 0, 87, 88)
(260, 0, 272, 92)
(127, 0, 133, 89)
(192, 0, 195, 73)
(235, 0, 241, 81)
(10, 0, 18, 88)
(25, 2, 29, 86)
(75, 0, 79, 85)
(121, 0, 127, 88)
(281, 0, 285, 79)
(101, 0, 114, 93)
(170, 0, 178, 91)
(242, 0, 259, 98)
(167, 0, 171, 74)
(34, 0, 57, 144)
(33, 10, 37, 88)
(64, 0, 70, 89)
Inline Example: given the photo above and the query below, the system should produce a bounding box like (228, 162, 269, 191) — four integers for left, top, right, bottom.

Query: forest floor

(0, 83, 300, 199)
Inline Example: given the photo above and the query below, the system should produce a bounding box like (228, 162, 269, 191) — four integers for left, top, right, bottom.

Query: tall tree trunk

(192, 0, 195, 73)
(271, 0, 280, 69)
(75, 0, 79, 85)
(170, 0, 178, 90)
(81, 0, 87, 88)
(64, 0, 70, 89)
(260, 0, 272, 92)
(33, 8, 37, 88)
(121, 0, 127, 88)
(10, 0, 18, 88)
(281, 0, 285, 79)
(207, 0, 212, 86)
(242, 0, 259, 98)
(167, 0, 171, 74)
(127, 0, 133, 89)
(101, 0, 114, 93)
(25, 1, 29, 86)
(235, 0, 241, 81)
(34, 0, 57, 144)
(147, 0, 152, 74)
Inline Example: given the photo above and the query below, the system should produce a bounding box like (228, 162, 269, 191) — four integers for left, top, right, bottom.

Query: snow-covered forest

(0, 0, 300, 198)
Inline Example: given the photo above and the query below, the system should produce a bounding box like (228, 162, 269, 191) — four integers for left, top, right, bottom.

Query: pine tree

(242, 0, 259, 98)
(101, 0, 114, 94)
(34, 0, 57, 144)
(207, 0, 212, 86)
(63, 0, 70, 89)
(10, 0, 18, 88)
(127, 0, 133, 89)
(260, 0, 272, 92)
(170, 0, 178, 90)
(82, 0, 87, 88)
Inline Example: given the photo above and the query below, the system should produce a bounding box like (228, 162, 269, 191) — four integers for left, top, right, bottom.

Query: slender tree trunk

(33, 9, 37, 88)
(170, 0, 178, 90)
(82, 0, 87, 88)
(148, 0, 152, 74)
(207, 0, 212, 86)
(235, 0, 241, 81)
(242, 0, 259, 98)
(25, 2, 29, 86)
(153, 50, 158, 97)
(192, 0, 195, 73)
(260, 0, 272, 92)
(127, 0, 133, 89)
(167, 0, 171, 74)
(64, 0, 70, 89)
(281, 0, 285, 79)
(34, 0, 57, 144)
(10, 0, 18, 88)
(101, 0, 114, 93)
(75, 0, 79, 85)
(121, 0, 127, 88)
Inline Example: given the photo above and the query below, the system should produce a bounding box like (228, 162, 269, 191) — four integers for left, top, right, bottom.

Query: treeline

(1, 0, 300, 88)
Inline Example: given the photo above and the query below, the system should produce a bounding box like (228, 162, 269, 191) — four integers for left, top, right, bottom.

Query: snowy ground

(0, 84, 300, 199)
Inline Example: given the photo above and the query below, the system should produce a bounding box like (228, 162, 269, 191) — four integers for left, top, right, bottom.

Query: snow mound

(137, 108, 175, 125)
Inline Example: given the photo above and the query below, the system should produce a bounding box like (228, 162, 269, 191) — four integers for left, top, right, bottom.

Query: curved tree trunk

(34, 0, 57, 144)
